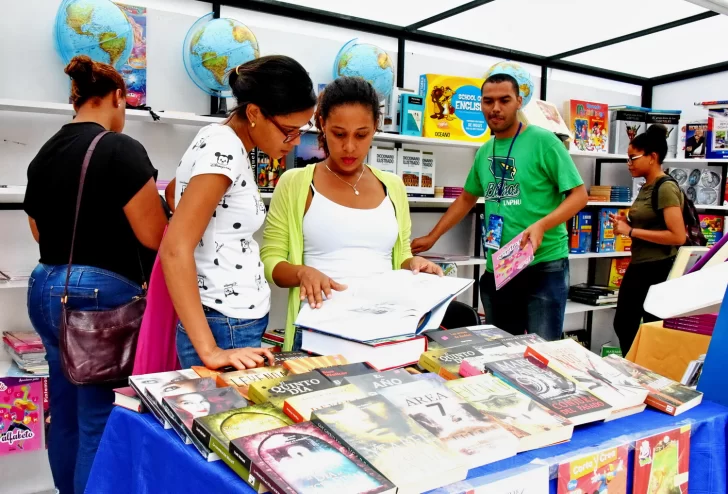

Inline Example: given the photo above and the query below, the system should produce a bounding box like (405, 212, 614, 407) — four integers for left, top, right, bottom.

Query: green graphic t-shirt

(464, 125, 584, 272)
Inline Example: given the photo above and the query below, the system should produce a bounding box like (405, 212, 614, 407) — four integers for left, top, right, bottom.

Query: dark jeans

(176, 307, 268, 368)
(480, 258, 569, 341)
(613, 257, 674, 355)
(28, 263, 143, 494)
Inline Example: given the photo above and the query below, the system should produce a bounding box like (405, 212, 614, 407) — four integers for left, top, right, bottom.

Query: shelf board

(0, 279, 29, 289)
(568, 252, 631, 259)
(586, 201, 632, 207)
(565, 300, 617, 315)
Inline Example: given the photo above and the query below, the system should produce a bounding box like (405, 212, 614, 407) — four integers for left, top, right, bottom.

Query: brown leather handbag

(60, 131, 148, 386)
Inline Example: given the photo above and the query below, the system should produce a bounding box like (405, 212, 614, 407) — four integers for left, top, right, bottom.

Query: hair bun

(64, 55, 95, 85)
(647, 123, 668, 139)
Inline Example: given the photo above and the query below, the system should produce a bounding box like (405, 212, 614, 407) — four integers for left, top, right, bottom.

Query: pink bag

(132, 234, 180, 375)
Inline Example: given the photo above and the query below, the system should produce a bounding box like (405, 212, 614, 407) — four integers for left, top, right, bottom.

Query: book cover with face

(238, 422, 394, 494)
(164, 386, 247, 431)
(146, 377, 216, 406)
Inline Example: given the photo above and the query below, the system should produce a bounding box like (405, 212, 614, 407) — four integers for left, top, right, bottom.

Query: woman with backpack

(610, 124, 687, 355)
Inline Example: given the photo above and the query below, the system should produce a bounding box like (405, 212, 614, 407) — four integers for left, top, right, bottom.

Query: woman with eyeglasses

(610, 124, 686, 355)
(160, 56, 317, 369)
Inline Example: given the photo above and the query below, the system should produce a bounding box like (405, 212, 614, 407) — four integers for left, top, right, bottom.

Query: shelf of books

(565, 300, 617, 314)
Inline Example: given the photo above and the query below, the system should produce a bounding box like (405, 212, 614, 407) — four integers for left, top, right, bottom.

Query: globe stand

(207, 96, 228, 117)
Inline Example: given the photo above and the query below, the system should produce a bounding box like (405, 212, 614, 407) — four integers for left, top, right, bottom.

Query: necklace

(325, 163, 365, 195)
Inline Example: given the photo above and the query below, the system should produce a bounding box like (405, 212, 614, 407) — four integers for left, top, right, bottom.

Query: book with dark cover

(486, 357, 612, 425)
(216, 366, 288, 400)
(343, 369, 415, 396)
(603, 355, 703, 415)
(318, 362, 376, 386)
(424, 328, 486, 349)
(379, 380, 519, 468)
(419, 343, 502, 380)
(128, 369, 199, 428)
(469, 326, 512, 341)
(193, 403, 292, 483)
(283, 354, 348, 374)
(459, 346, 526, 377)
(498, 334, 546, 348)
(248, 370, 335, 407)
(113, 386, 145, 413)
(162, 386, 247, 443)
(311, 396, 467, 493)
(232, 422, 395, 494)
(446, 374, 573, 452)
(525, 339, 649, 412)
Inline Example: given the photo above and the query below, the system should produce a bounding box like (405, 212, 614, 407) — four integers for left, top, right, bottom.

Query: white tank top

(303, 185, 398, 286)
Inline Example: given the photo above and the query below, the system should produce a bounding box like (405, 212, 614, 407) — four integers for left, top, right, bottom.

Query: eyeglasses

(627, 154, 644, 164)
(267, 116, 315, 144)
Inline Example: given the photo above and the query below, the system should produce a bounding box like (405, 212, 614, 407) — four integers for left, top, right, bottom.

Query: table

(626, 321, 711, 382)
(87, 401, 728, 494)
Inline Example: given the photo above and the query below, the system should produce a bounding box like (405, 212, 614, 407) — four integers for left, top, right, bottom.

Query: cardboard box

(418, 74, 490, 142)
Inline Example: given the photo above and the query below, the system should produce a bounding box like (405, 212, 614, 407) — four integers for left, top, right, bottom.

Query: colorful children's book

(493, 232, 535, 290)
(379, 380, 519, 469)
(231, 421, 396, 494)
(557, 444, 628, 494)
(565, 100, 609, 153)
(633, 426, 691, 494)
(0, 377, 43, 456)
(311, 396, 468, 492)
(700, 214, 724, 246)
(446, 374, 573, 453)
(569, 212, 592, 254)
(596, 208, 618, 252)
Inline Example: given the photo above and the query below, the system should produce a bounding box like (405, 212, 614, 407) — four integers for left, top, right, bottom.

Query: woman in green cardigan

(261, 77, 442, 350)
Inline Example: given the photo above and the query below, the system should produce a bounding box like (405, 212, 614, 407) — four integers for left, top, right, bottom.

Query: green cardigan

(261, 164, 414, 350)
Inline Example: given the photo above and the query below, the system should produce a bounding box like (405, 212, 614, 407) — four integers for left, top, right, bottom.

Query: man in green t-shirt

(412, 73, 587, 341)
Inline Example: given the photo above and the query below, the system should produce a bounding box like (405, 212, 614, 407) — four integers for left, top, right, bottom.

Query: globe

(333, 39, 394, 99)
(183, 13, 260, 98)
(485, 61, 535, 107)
(54, 0, 134, 70)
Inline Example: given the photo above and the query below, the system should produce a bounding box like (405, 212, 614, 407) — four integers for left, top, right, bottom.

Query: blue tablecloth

(87, 401, 728, 494)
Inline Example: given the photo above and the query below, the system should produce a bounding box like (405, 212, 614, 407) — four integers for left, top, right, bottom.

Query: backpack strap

(651, 175, 678, 218)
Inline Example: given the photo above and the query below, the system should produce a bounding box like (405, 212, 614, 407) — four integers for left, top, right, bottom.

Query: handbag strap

(62, 131, 111, 304)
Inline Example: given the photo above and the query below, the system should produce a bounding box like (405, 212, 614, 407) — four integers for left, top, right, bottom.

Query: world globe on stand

(54, 0, 134, 70)
(333, 39, 394, 100)
(485, 61, 535, 107)
(183, 13, 260, 98)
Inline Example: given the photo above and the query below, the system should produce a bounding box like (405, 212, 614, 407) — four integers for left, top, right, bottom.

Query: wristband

(628, 228, 634, 238)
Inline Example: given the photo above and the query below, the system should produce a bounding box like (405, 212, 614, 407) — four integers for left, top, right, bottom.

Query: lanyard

(493, 122, 523, 206)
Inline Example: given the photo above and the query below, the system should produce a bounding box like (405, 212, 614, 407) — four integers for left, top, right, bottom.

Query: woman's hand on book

(408, 256, 443, 276)
(297, 266, 347, 309)
(202, 346, 276, 370)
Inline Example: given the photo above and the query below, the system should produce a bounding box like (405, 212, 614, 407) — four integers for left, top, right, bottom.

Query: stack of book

(568, 283, 618, 306)
(295, 271, 473, 370)
(442, 186, 464, 199)
(663, 313, 717, 335)
(2, 331, 48, 375)
(589, 185, 631, 203)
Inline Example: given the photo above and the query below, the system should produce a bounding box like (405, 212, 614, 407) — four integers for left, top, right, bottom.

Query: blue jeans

(480, 258, 569, 341)
(176, 307, 269, 368)
(27, 263, 143, 494)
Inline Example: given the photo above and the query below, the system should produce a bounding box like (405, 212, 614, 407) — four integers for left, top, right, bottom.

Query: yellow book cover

(283, 354, 348, 374)
(609, 258, 630, 288)
(419, 74, 491, 143)
(615, 209, 632, 251)
(283, 384, 368, 423)
(418, 347, 477, 380)
(215, 366, 287, 400)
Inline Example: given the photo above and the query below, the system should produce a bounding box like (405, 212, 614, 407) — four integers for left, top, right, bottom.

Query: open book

(295, 271, 473, 343)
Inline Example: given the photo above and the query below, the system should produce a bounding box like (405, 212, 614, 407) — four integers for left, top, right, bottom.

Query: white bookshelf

(565, 301, 617, 315)
(0, 279, 29, 290)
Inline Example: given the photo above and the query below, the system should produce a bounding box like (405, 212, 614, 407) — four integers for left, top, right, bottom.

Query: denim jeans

(480, 258, 569, 341)
(176, 307, 269, 368)
(27, 263, 143, 494)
